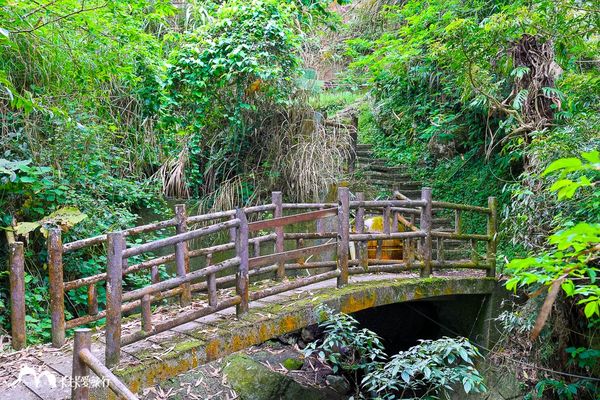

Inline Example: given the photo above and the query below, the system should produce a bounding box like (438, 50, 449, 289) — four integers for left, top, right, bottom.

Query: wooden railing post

(487, 197, 498, 277)
(316, 206, 325, 235)
(106, 232, 124, 368)
(383, 206, 391, 235)
(207, 253, 218, 307)
(235, 209, 249, 316)
(151, 265, 160, 284)
(296, 238, 305, 265)
(48, 228, 65, 347)
(141, 295, 152, 333)
(175, 204, 192, 306)
(405, 214, 415, 268)
(355, 193, 368, 270)
(253, 241, 261, 258)
(455, 210, 462, 234)
(337, 187, 350, 287)
(392, 210, 399, 233)
(272, 192, 285, 280)
(9, 241, 26, 350)
(438, 238, 445, 266)
(72, 328, 92, 400)
(121, 236, 128, 271)
(471, 239, 480, 265)
(87, 284, 98, 316)
(419, 187, 433, 278)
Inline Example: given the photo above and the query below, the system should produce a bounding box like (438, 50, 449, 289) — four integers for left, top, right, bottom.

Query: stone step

(364, 171, 418, 180)
(357, 157, 388, 164)
(371, 184, 423, 193)
(365, 175, 423, 188)
(368, 180, 406, 188)
(369, 175, 413, 182)
(364, 175, 421, 186)
(387, 189, 423, 199)
(363, 164, 409, 173)
(363, 168, 413, 176)
(356, 144, 373, 150)
(356, 150, 377, 162)
(361, 164, 404, 173)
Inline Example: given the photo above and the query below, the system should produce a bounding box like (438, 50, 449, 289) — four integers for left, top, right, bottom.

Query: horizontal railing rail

(63, 204, 277, 254)
(248, 207, 337, 231)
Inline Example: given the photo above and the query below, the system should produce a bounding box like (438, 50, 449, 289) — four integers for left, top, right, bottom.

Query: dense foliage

(328, 0, 599, 398)
(306, 306, 486, 399)
(0, 0, 598, 397)
(0, 0, 347, 343)
(1, 0, 175, 341)
(346, 0, 598, 244)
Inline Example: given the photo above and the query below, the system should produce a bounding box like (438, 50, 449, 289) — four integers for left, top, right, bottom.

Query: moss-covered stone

(283, 357, 304, 370)
(223, 354, 336, 400)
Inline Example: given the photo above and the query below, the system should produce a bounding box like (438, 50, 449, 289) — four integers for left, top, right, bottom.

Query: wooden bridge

(4, 187, 498, 399)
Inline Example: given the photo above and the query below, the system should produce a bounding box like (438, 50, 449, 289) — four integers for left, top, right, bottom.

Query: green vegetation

(0, 0, 598, 398)
(306, 306, 486, 399)
(1, 0, 174, 341)
(315, 0, 599, 398)
(0, 0, 349, 343)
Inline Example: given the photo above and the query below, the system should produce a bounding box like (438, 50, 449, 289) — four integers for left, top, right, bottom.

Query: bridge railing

(71, 328, 138, 400)
(7, 187, 497, 364)
(394, 190, 498, 274)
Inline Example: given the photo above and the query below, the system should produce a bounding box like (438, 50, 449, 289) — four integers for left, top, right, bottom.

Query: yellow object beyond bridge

(4, 187, 499, 400)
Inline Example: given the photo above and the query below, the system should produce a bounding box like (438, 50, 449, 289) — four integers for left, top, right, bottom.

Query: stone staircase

(353, 143, 471, 261)
(355, 143, 423, 199)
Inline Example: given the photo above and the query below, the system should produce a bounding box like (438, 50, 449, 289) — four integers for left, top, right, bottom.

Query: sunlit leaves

(543, 157, 583, 176)
(543, 151, 600, 178)
(549, 223, 600, 252)
(549, 177, 592, 200)
(506, 153, 599, 322)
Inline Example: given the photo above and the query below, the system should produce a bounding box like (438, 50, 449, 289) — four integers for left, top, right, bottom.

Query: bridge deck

(1, 271, 493, 400)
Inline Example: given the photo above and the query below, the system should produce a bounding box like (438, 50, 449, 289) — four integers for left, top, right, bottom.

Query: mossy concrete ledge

(96, 277, 496, 399)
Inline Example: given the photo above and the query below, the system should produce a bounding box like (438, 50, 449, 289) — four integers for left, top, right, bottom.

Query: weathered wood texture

(249, 243, 336, 269)
(419, 188, 433, 278)
(123, 218, 239, 258)
(48, 228, 65, 347)
(249, 207, 337, 232)
(355, 193, 368, 269)
(175, 204, 192, 306)
(337, 187, 350, 287)
(272, 192, 284, 279)
(236, 208, 250, 316)
(106, 232, 124, 368)
(72, 329, 92, 400)
(9, 242, 26, 350)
